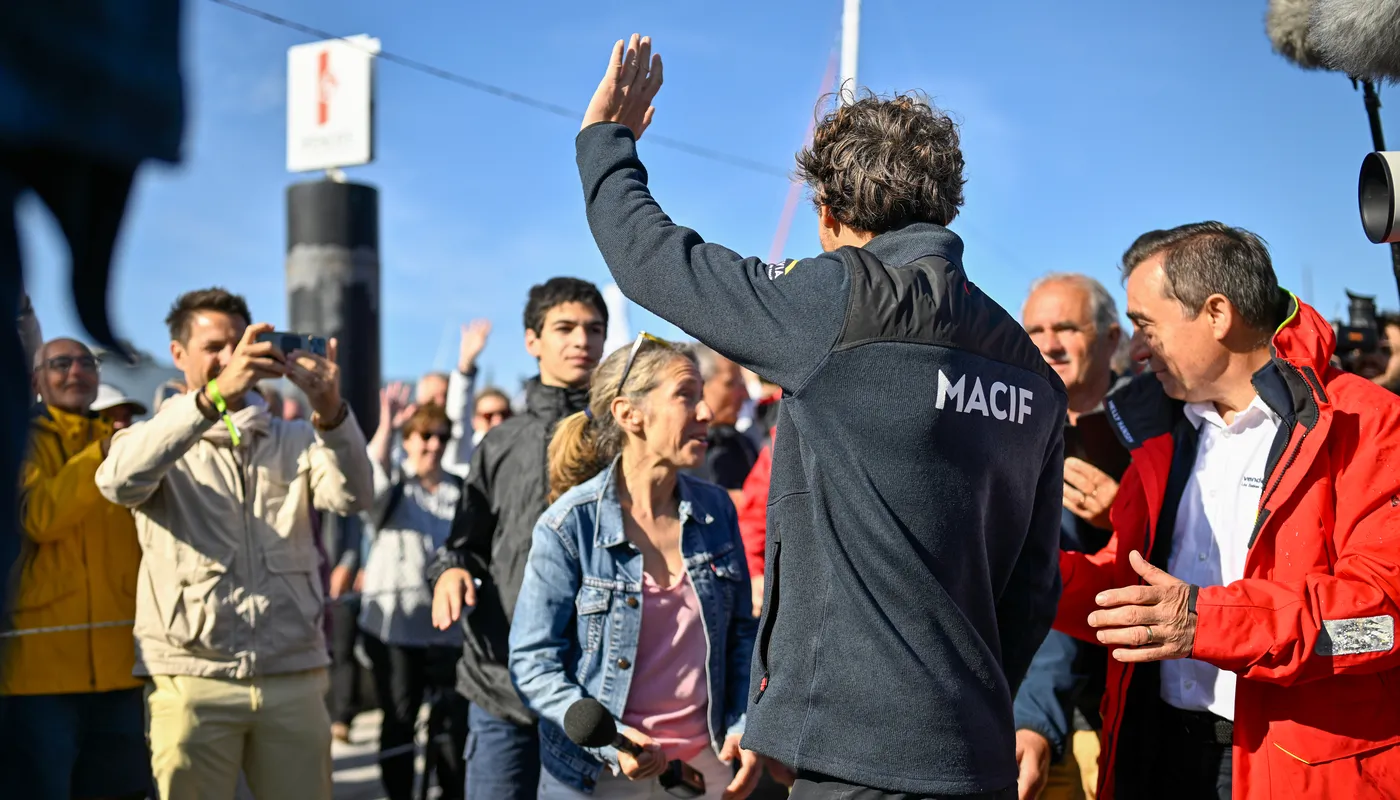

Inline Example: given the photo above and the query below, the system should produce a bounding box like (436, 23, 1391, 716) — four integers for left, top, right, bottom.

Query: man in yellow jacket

(0, 337, 148, 799)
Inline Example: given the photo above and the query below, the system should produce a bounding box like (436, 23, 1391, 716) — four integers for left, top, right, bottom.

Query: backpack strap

(377, 472, 464, 530)
(377, 476, 407, 531)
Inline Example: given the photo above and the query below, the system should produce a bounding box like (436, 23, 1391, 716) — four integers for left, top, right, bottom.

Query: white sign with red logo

(287, 35, 379, 173)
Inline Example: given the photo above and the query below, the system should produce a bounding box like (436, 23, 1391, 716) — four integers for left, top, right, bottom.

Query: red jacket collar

(1271, 294, 1335, 381)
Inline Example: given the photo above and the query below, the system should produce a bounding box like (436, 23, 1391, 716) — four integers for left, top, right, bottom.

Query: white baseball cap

(92, 384, 148, 416)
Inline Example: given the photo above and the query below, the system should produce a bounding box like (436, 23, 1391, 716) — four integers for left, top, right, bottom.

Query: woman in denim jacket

(510, 335, 761, 799)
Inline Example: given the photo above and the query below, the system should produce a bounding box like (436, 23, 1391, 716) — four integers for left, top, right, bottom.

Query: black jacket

(577, 122, 1066, 795)
(427, 377, 589, 725)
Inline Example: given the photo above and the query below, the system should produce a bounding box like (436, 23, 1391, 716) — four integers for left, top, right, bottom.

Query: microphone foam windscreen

(1312, 0, 1400, 82)
(1267, 0, 1327, 69)
(564, 698, 617, 748)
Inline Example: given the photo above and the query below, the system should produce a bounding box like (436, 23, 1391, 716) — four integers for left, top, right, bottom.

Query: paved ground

(331, 710, 391, 800)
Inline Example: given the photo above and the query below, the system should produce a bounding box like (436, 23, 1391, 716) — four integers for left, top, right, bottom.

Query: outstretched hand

(582, 33, 663, 139)
(1089, 550, 1196, 663)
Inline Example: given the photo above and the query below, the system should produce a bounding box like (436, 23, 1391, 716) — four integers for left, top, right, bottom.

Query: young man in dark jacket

(572, 36, 1066, 799)
(428, 278, 606, 800)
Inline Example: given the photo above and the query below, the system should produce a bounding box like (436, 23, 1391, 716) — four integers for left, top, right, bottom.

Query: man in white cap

(91, 383, 147, 431)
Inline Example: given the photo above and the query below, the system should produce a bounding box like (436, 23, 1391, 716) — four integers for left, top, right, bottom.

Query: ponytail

(547, 410, 601, 503)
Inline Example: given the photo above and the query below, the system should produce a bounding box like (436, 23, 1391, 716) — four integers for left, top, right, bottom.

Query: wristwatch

(313, 401, 351, 431)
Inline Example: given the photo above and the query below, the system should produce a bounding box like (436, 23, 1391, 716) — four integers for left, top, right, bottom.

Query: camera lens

(1360, 152, 1400, 244)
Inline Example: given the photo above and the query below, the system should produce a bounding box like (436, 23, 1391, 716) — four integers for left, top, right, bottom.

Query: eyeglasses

(46, 355, 100, 374)
(615, 332, 668, 397)
(475, 408, 512, 423)
(416, 430, 451, 443)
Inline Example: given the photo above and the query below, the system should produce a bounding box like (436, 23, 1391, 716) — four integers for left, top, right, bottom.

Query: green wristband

(205, 379, 242, 446)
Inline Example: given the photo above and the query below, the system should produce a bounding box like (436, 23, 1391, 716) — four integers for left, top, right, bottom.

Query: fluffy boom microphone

(1267, 0, 1328, 69)
(1267, 0, 1400, 81)
(1312, 0, 1400, 82)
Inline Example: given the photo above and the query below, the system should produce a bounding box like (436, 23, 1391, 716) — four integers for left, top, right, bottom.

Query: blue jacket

(576, 122, 1066, 795)
(509, 462, 757, 793)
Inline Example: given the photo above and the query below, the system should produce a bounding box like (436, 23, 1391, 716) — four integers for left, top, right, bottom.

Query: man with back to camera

(428, 277, 607, 800)
(572, 35, 1067, 799)
(1055, 223, 1400, 799)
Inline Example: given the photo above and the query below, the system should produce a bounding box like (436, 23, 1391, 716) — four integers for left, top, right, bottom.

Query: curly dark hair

(166, 287, 252, 343)
(796, 91, 966, 232)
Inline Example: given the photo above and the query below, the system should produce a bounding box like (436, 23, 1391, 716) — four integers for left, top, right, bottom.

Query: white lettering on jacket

(937, 370, 1033, 424)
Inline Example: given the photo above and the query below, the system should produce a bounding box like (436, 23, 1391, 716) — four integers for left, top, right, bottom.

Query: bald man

(0, 338, 149, 799)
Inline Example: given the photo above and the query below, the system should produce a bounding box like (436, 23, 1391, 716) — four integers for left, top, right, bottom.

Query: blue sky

(20, 0, 1400, 388)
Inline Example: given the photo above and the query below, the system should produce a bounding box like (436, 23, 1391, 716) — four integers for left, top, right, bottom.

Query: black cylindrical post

(286, 179, 381, 435)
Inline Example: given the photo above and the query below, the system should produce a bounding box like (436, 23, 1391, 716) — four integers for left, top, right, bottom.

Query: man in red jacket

(1056, 221, 1400, 800)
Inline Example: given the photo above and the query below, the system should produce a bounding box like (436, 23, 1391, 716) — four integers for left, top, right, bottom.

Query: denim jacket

(509, 460, 757, 793)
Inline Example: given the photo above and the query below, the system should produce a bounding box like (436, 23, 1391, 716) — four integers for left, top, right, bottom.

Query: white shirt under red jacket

(1161, 395, 1281, 720)
(1054, 294, 1400, 800)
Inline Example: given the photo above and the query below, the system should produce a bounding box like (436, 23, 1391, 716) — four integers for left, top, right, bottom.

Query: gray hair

(690, 343, 723, 382)
(33, 338, 92, 372)
(1026, 273, 1120, 334)
(1121, 222, 1280, 333)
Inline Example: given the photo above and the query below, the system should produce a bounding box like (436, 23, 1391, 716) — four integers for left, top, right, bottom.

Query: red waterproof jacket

(737, 432, 774, 582)
(1056, 297, 1400, 799)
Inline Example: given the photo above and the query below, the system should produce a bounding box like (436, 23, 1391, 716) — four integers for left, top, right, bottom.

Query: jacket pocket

(12, 541, 79, 613)
(264, 547, 324, 655)
(576, 586, 610, 654)
(705, 550, 748, 618)
(149, 550, 232, 654)
(1266, 672, 1400, 783)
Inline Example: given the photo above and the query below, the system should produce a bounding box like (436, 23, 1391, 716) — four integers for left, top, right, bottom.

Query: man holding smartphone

(96, 287, 374, 800)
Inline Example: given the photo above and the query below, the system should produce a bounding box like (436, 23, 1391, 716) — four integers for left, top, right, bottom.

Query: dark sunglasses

(615, 332, 668, 396)
(475, 408, 512, 422)
(415, 430, 451, 443)
(46, 355, 100, 374)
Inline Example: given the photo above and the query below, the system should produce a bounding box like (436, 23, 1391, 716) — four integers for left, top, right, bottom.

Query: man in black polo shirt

(573, 36, 1066, 799)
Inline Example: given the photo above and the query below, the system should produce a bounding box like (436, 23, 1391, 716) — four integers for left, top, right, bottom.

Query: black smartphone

(659, 759, 705, 798)
(256, 331, 327, 357)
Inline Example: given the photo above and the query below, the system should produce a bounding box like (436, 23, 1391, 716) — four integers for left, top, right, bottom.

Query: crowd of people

(8, 27, 1400, 800)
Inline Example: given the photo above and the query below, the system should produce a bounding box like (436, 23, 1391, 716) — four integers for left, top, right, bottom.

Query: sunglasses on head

(615, 332, 669, 397)
(46, 355, 100, 374)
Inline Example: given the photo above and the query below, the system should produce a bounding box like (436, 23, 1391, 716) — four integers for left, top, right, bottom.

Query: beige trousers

(146, 669, 332, 800)
(1042, 730, 1100, 800)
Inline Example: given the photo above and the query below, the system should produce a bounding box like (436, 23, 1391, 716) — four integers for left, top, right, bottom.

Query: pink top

(620, 571, 712, 764)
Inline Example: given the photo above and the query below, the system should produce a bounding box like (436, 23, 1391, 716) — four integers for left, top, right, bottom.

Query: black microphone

(563, 698, 706, 798)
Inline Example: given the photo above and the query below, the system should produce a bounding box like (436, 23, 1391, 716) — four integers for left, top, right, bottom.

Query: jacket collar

(591, 457, 716, 549)
(1104, 291, 1329, 450)
(33, 402, 101, 432)
(524, 376, 590, 423)
(856, 221, 966, 270)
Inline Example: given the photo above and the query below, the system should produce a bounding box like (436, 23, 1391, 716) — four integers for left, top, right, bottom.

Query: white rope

(0, 619, 135, 639)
